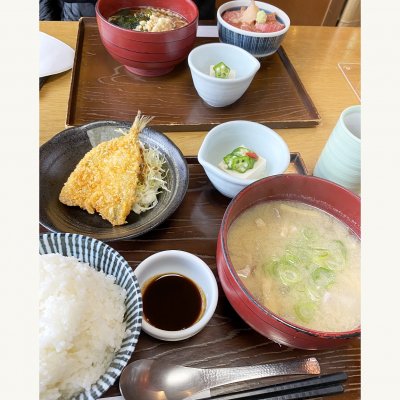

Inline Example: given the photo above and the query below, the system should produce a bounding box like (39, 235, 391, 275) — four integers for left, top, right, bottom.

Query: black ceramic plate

(40, 121, 189, 241)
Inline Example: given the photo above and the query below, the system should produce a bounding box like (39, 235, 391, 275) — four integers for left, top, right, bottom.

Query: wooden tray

(40, 154, 360, 399)
(66, 18, 321, 131)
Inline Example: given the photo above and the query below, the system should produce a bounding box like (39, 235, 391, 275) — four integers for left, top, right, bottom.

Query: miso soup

(227, 200, 360, 332)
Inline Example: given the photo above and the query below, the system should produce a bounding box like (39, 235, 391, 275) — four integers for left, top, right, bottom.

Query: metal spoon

(119, 357, 320, 400)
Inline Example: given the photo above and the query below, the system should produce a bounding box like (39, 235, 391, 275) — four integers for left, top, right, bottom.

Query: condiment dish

(134, 250, 218, 341)
(198, 120, 290, 198)
(188, 42, 260, 107)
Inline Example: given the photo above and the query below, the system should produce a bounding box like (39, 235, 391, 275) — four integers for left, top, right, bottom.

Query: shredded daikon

(132, 143, 170, 214)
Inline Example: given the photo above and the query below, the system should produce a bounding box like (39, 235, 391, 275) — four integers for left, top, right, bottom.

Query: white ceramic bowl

(188, 42, 260, 107)
(134, 250, 218, 341)
(217, 1, 290, 58)
(198, 120, 290, 198)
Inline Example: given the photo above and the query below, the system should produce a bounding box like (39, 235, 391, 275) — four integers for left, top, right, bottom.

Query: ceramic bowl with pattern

(39, 232, 143, 399)
(217, 1, 290, 58)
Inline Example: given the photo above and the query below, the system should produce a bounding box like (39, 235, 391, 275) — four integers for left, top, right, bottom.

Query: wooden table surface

(39, 22, 361, 400)
(39, 22, 360, 173)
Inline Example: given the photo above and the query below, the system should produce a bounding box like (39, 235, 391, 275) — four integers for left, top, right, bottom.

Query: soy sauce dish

(134, 250, 218, 341)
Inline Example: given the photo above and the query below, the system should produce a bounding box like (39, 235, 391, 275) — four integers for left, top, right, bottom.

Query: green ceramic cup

(314, 105, 361, 195)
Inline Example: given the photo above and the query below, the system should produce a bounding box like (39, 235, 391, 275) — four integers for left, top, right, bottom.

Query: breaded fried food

(59, 111, 154, 226)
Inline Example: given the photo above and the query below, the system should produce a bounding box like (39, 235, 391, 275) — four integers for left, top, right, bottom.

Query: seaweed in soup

(108, 8, 152, 30)
(108, 7, 188, 32)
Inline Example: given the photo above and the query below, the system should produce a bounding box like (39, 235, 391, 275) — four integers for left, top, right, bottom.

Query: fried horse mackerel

(59, 112, 154, 226)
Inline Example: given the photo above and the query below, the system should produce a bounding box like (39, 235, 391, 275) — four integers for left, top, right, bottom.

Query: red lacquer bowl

(96, 0, 199, 76)
(216, 174, 361, 350)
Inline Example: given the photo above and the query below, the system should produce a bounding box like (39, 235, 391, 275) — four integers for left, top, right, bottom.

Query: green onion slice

(295, 301, 317, 323)
(276, 262, 302, 286)
(311, 267, 336, 288)
(302, 227, 317, 241)
(324, 240, 347, 271)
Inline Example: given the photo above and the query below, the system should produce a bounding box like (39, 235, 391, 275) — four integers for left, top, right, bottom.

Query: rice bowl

(39, 233, 142, 400)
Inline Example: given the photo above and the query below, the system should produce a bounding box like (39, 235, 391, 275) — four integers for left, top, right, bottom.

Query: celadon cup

(313, 105, 361, 194)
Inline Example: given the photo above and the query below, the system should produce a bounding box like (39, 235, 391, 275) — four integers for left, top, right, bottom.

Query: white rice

(39, 253, 127, 400)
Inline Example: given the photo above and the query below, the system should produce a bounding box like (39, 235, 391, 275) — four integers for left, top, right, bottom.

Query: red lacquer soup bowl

(96, 0, 199, 76)
(216, 174, 361, 350)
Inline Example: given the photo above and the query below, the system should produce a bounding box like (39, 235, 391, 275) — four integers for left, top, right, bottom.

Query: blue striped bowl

(217, 1, 290, 58)
(39, 233, 143, 400)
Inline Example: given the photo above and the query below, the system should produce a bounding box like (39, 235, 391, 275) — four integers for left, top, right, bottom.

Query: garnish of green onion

(311, 267, 336, 288)
(295, 301, 317, 323)
(324, 240, 347, 271)
(276, 263, 301, 285)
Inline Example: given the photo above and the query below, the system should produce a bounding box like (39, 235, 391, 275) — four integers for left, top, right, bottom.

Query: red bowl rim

(96, 1, 199, 35)
(219, 174, 361, 340)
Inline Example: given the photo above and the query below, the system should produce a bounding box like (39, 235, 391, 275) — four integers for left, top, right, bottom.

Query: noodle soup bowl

(217, 1, 290, 58)
(216, 174, 361, 350)
(96, 0, 199, 76)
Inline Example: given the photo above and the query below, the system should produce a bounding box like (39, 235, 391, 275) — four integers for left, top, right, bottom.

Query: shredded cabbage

(132, 143, 170, 214)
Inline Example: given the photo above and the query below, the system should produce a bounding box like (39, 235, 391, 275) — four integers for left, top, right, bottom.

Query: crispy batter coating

(59, 112, 153, 226)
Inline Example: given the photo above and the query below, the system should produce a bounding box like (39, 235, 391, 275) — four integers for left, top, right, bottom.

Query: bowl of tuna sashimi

(217, 1, 290, 58)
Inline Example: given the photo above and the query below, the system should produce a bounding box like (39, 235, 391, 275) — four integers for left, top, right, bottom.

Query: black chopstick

(209, 372, 348, 399)
(263, 384, 344, 399)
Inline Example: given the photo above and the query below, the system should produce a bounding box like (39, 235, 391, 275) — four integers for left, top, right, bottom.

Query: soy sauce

(142, 273, 204, 331)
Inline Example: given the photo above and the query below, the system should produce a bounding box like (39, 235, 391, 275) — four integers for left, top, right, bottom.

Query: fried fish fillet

(59, 112, 154, 226)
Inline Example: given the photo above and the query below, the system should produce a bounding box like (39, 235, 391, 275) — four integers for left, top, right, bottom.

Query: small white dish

(39, 32, 75, 78)
(188, 42, 260, 107)
(198, 120, 290, 198)
(134, 250, 218, 341)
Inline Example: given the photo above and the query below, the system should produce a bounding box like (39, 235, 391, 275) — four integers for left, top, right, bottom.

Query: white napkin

(39, 27, 213, 78)
(39, 32, 75, 78)
(196, 25, 218, 38)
